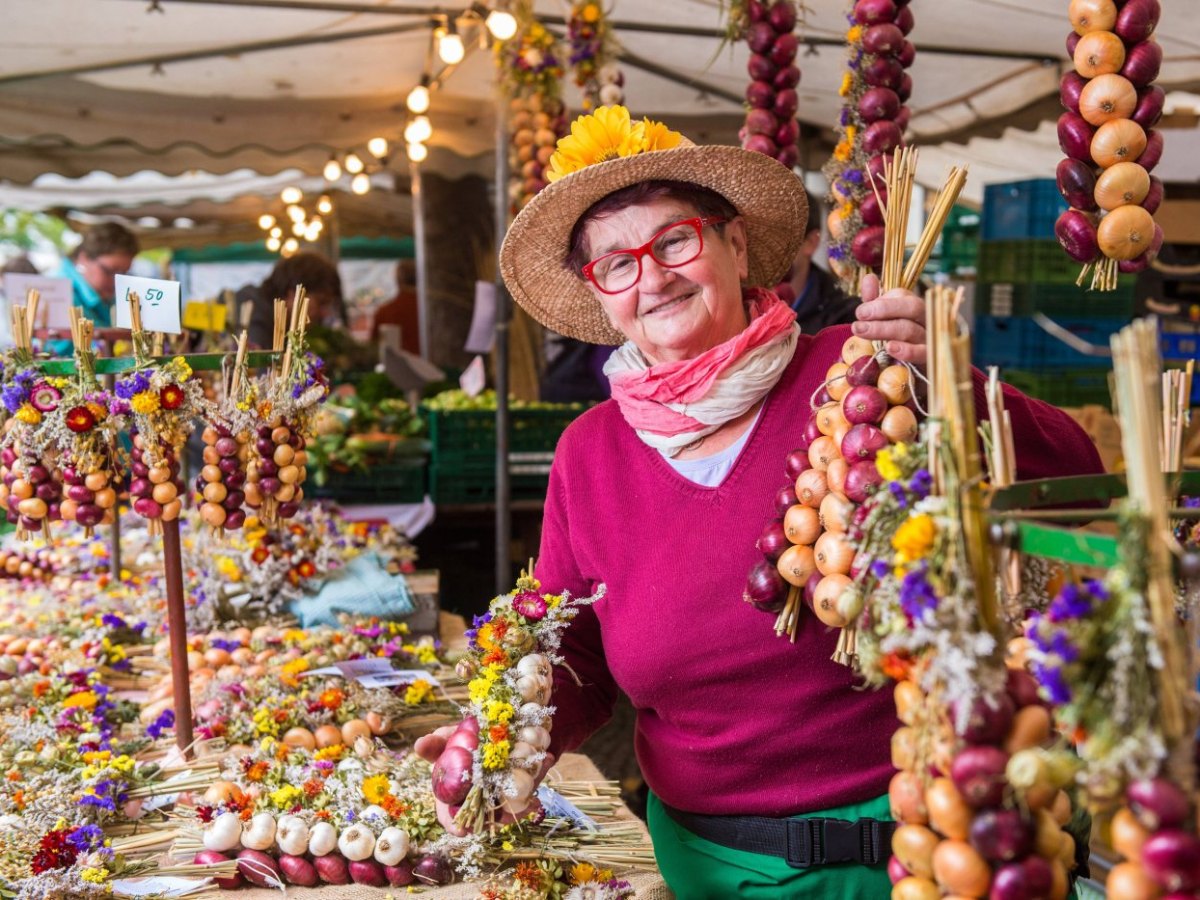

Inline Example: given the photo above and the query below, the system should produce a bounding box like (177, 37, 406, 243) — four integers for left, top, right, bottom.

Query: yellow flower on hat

(546, 105, 680, 183)
(641, 117, 683, 153)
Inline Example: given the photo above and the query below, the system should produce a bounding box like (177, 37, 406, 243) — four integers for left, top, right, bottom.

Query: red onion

(432, 746, 474, 805)
(802, 570, 822, 611)
(743, 134, 778, 157)
(989, 856, 1053, 900)
(1056, 158, 1098, 210)
(1115, 0, 1161, 45)
(774, 87, 800, 118)
(855, 0, 897, 26)
(894, 4, 913, 34)
(842, 423, 888, 461)
(785, 448, 810, 479)
(770, 33, 799, 67)
(866, 153, 889, 183)
(748, 0, 767, 22)
(413, 855, 454, 886)
(1133, 85, 1165, 129)
(860, 191, 886, 227)
(888, 855, 911, 885)
(860, 87, 901, 123)
(950, 745, 1009, 809)
(1121, 39, 1163, 88)
(897, 39, 916, 68)
(746, 80, 775, 109)
(757, 519, 790, 562)
(278, 854, 320, 887)
(959, 693, 1015, 745)
(747, 21, 775, 54)
(748, 53, 777, 81)
(969, 808, 1035, 863)
(893, 105, 911, 132)
(237, 850, 283, 888)
(1139, 128, 1164, 171)
(897, 73, 913, 103)
(864, 56, 904, 90)
(1141, 830, 1200, 893)
(863, 23, 905, 55)
(1066, 30, 1081, 58)
(193, 851, 243, 890)
(814, 385, 834, 407)
(847, 353, 883, 386)
(349, 859, 388, 887)
(843, 387, 888, 426)
(1056, 209, 1101, 263)
(1004, 667, 1043, 709)
(744, 559, 788, 612)
(774, 66, 800, 89)
(1126, 777, 1191, 831)
(776, 145, 799, 169)
(852, 226, 886, 268)
(775, 117, 800, 147)
(745, 107, 778, 136)
(844, 459, 884, 503)
(768, 0, 796, 32)
(801, 414, 822, 449)
(1060, 71, 1087, 113)
(774, 483, 798, 516)
(1057, 112, 1097, 162)
(314, 853, 351, 884)
(384, 862, 416, 886)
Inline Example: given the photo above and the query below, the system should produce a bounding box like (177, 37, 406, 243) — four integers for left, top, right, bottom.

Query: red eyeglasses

(582, 216, 726, 294)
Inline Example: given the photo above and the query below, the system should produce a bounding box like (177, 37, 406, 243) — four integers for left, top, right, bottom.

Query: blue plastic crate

(973, 315, 1127, 369)
(981, 179, 1068, 241)
(1162, 330, 1200, 361)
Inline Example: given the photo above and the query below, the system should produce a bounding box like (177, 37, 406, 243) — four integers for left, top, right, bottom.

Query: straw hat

(499, 106, 809, 346)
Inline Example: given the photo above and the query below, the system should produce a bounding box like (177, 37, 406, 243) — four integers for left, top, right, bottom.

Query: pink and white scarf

(603, 288, 799, 456)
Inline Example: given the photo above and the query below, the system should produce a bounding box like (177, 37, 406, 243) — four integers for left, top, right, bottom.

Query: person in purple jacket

(419, 107, 1102, 897)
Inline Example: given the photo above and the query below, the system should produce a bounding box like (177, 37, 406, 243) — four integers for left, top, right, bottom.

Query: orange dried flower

(489, 724, 509, 743)
(514, 862, 542, 889)
(245, 761, 269, 782)
(382, 795, 408, 818)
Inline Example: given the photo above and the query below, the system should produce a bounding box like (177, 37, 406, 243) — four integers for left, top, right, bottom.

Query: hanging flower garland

(499, 1, 568, 214)
(823, 0, 915, 291)
(567, 1, 624, 110)
(726, 0, 802, 169)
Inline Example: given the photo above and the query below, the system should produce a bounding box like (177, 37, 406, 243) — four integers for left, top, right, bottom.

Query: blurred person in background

(243, 251, 347, 349)
(1, 256, 39, 277)
(59, 222, 139, 327)
(774, 188, 858, 334)
(371, 258, 420, 354)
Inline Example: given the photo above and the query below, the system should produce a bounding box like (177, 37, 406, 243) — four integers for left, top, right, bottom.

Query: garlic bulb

(275, 815, 309, 856)
(517, 725, 552, 751)
(241, 811, 277, 850)
(337, 823, 376, 861)
(308, 820, 338, 856)
(519, 703, 551, 728)
(359, 804, 389, 823)
(501, 769, 536, 814)
(203, 811, 243, 852)
(373, 826, 411, 866)
(508, 741, 540, 769)
(516, 674, 551, 705)
(516, 653, 552, 681)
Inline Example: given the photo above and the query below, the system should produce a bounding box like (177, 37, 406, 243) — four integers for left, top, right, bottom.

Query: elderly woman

(424, 107, 1102, 897)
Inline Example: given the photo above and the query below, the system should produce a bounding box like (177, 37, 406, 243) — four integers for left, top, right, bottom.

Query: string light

(323, 157, 342, 181)
(436, 22, 465, 65)
(292, 221, 307, 237)
(287, 205, 306, 223)
(406, 79, 431, 114)
(280, 186, 303, 204)
(266, 236, 282, 252)
(317, 195, 333, 215)
(269, 226, 283, 239)
(485, 7, 517, 40)
(344, 152, 365, 175)
(282, 238, 299, 256)
(367, 137, 389, 159)
(257, 214, 275, 230)
(407, 141, 428, 163)
(304, 221, 322, 242)
(404, 115, 433, 144)
(351, 172, 371, 195)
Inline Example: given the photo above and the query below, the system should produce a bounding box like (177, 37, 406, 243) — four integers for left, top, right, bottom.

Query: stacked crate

(972, 178, 1137, 408)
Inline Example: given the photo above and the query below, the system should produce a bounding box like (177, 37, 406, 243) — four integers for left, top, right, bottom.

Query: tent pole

(494, 93, 512, 595)
(411, 162, 431, 360)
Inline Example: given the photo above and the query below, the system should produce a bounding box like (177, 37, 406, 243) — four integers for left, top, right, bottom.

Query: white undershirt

(662, 406, 764, 486)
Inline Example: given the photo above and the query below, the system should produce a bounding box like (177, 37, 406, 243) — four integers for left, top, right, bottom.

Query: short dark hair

(76, 222, 139, 260)
(804, 187, 823, 237)
(563, 180, 739, 276)
(260, 251, 345, 324)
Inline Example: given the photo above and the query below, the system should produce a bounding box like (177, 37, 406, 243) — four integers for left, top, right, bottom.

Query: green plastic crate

(427, 457, 550, 505)
(309, 457, 427, 504)
(974, 280, 1137, 318)
(421, 406, 583, 467)
(977, 240, 1084, 285)
(1002, 368, 1113, 409)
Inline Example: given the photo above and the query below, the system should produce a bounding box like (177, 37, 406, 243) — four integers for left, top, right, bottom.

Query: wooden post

(161, 517, 195, 758)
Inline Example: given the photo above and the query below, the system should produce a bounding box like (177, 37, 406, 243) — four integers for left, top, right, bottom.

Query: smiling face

(579, 197, 750, 365)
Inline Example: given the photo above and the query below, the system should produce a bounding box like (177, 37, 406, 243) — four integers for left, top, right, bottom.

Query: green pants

(647, 791, 894, 899)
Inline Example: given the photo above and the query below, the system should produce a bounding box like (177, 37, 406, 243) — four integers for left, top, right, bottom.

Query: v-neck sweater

(535, 324, 1103, 817)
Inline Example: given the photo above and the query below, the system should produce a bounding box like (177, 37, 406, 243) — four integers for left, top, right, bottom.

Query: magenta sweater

(536, 324, 1103, 817)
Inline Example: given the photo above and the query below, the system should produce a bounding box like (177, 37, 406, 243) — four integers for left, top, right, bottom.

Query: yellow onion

(1074, 30, 1126, 78)
(1098, 205, 1156, 260)
(926, 777, 973, 841)
(1069, 0, 1118, 35)
(1095, 161, 1150, 209)
(893, 824, 940, 880)
(1091, 118, 1147, 168)
(1079, 73, 1137, 126)
(1109, 808, 1150, 863)
(932, 840, 992, 898)
(777, 543, 816, 587)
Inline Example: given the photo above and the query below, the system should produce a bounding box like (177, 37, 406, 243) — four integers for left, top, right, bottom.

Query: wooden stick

(902, 166, 969, 291)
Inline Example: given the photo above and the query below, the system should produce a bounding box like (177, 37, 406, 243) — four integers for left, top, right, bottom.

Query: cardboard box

(1060, 405, 1123, 474)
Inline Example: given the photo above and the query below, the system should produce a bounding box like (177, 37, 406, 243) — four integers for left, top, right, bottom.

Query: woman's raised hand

(851, 273, 927, 367)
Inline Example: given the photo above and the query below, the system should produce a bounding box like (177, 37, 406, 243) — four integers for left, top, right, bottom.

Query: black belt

(661, 802, 896, 869)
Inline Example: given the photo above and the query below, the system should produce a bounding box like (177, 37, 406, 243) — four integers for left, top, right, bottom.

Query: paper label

(357, 670, 442, 689)
(2, 274, 73, 329)
(465, 281, 497, 353)
(182, 300, 227, 332)
(537, 785, 597, 831)
(459, 354, 487, 397)
(111, 876, 215, 897)
(299, 659, 441, 687)
(114, 275, 182, 334)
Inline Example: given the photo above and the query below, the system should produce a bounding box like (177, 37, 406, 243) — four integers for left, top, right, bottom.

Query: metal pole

(494, 94, 512, 595)
(161, 519, 195, 759)
(411, 163, 430, 359)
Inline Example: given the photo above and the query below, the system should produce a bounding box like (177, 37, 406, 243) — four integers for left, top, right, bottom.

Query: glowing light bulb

(486, 9, 517, 41)
(258, 214, 276, 230)
(343, 152, 364, 175)
(323, 157, 342, 181)
(269, 226, 283, 239)
(404, 115, 432, 144)
(281, 186, 302, 204)
(283, 238, 299, 256)
(437, 27, 465, 65)
(407, 141, 428, 163)
(406, 83, 430, 114)
(351, 172, 371, 195)
(292, 221, 307, 237)
(287, 205, 305, 223)
(317, 195, 333, 215)
(266, 236, 282, 252)
(304, 222, 322, 242)
(367, 137, 389, 159)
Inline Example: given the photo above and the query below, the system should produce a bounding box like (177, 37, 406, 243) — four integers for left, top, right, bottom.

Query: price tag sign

(182, 300, 227, 332)
(2, 274, 73, 329)
(114, 275, 182, 334)
(459, 354, 487, 397)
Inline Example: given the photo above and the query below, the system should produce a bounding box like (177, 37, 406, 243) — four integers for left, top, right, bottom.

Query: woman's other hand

(851, 273, 927, 367)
